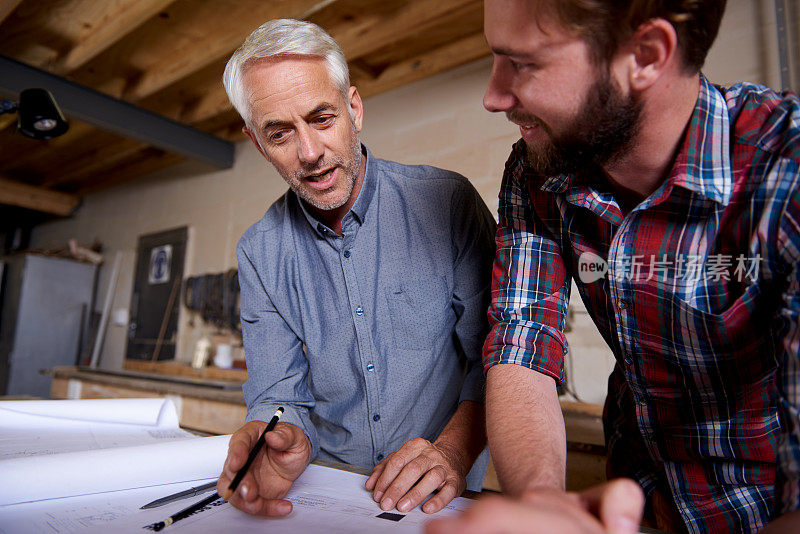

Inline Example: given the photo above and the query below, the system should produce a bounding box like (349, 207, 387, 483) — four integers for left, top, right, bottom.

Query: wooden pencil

(149, 406, 284, 530)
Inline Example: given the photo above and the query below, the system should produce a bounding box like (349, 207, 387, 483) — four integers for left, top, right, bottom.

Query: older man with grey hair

(216, 19, 495, 518)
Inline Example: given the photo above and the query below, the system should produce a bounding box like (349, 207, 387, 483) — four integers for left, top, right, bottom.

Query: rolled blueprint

(0, 434, 230, 505)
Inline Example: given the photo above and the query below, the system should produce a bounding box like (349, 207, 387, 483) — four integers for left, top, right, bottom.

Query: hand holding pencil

(217, 411, 313, 517)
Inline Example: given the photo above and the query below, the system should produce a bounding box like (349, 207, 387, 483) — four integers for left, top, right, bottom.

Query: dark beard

(524, 69, 642, 176)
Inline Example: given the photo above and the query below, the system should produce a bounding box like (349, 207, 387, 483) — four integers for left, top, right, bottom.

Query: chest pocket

(385, 275, 450, 351)
(643, 282, 778, 407)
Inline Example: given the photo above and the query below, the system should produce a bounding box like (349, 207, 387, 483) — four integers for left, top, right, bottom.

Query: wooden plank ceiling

(0, 0, 487, 216)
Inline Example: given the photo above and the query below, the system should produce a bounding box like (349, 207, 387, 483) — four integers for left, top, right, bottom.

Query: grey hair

(223, 19, 350, 127)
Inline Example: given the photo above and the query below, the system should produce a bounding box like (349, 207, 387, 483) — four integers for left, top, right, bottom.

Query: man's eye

(509, 59, 535, 72)
(314, 115, 334, 126)
(269, 130, 287, 142)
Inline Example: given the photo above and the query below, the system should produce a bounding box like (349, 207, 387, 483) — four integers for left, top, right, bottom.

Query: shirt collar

(503, 141, 571, 194)
(349, 144, 376, 224)
(298, 144, 375, 237)
(665, 74, 733, 206)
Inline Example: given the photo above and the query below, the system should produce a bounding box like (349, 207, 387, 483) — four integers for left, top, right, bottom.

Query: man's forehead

(242, 55, 330, 91)
(485, 0, 577, 56)
(243, 58, 342, 116)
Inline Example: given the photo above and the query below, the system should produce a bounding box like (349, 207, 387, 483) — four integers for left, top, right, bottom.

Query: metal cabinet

(0, 254, 96, 397)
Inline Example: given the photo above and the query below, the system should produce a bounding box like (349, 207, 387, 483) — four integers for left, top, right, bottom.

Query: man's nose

(483, 59, 516, 113)
(297, 125, 324, 165)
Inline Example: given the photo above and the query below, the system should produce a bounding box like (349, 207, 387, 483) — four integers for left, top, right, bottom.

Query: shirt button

(356, 307, 364, 316)
(366, 363, 374, 371)
(343, 250, 351, 258)
(618, 299, 628, 310)
(373, 414, 381, 422)
(376, 453, 384, 462)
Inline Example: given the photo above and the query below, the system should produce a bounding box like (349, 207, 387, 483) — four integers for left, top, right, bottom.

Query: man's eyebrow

(262, 118, 289, 130)
(491, 46, 530, 58)
(305, 102, 336, 118)
(261, 103, 337, 130)
(491, 41, 558, 60)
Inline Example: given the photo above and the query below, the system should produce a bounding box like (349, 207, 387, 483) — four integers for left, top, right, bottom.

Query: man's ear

(243, 126, 270, 162)
(626, 18, 679, 92)
(347, 86, 364, 133)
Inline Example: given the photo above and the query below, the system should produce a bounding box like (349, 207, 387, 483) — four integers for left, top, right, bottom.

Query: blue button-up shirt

(237, 146, 495, 476)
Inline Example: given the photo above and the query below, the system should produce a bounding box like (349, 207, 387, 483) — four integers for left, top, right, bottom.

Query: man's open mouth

(306, 168, 335, 182)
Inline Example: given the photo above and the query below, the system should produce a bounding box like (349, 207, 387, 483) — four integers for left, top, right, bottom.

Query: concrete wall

(29, 0, 798, 404)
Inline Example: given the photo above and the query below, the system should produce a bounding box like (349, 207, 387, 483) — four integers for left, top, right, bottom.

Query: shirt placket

(338, 217, 386, 464)
(606, 212, 658, 456)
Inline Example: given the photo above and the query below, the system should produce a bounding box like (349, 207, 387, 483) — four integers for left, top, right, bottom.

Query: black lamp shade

(17, 88, 69, 139)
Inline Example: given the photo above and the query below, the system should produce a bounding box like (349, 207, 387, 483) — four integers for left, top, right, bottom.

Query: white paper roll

(0, 434, 230, 505)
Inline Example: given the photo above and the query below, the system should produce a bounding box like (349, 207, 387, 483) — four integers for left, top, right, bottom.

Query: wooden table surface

(49, 364, 608, 492)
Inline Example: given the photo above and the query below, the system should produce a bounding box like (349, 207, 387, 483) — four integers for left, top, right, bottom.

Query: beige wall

(29, 0, 797, 404)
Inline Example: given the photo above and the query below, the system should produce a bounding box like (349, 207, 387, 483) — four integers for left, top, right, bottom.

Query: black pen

(149, 407, 284, 530)
(140, 481, 217, 509)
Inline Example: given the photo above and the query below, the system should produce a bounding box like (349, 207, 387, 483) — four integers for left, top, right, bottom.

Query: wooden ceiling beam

(169, 0, 483, 127)
(40, 139, 146, 188)
(77, 149, 184, 194)
(123, 0, 337, 101)
(0, 0, 172, 71)
(348, 59, 383, 81)
(0, 122, 96, 174)
(353, 32, 490, 99)
(0, 175, 79, 216)
(182, 85, 234, 125)
(331, 0, 482, 61)
(52, 0, 178, 74)
(0, 0, 23, 25)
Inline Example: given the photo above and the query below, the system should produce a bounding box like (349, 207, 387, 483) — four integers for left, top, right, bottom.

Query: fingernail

(277, 501, 292, 515)
(612, 517, 639, 534)
(239, 484, 248, 499)
(397, 499, 410, 512)
(380, 498, 393, 511)
(373, 491, 383, 502)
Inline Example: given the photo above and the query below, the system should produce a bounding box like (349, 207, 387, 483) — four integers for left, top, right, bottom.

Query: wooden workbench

(49, 365, 247, 435)
(49, 365, 607, 492)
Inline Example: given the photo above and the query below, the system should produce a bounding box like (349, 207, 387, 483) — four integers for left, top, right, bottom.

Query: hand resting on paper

(365, 437, 468, 514)
(424, 479, 645, 534)
(217, 420, 312, 516)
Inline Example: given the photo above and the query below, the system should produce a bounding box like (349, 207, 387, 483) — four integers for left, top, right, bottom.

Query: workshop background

(1, 0, 798, 406)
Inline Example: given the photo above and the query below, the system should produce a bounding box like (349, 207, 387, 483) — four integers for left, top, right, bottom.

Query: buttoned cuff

(245, 403, 320, 461)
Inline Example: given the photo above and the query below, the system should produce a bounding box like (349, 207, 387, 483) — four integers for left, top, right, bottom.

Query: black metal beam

(0, 55, 234, 169)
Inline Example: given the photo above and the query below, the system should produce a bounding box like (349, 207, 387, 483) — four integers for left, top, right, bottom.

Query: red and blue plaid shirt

(484, 75, 800, 533)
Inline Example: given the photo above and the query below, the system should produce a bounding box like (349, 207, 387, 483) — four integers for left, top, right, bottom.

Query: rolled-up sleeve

(238, 235, 320, 460)
(482, 147, 571, 384)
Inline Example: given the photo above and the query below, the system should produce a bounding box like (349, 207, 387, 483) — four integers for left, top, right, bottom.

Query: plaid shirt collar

(537, 74, 733, 210)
